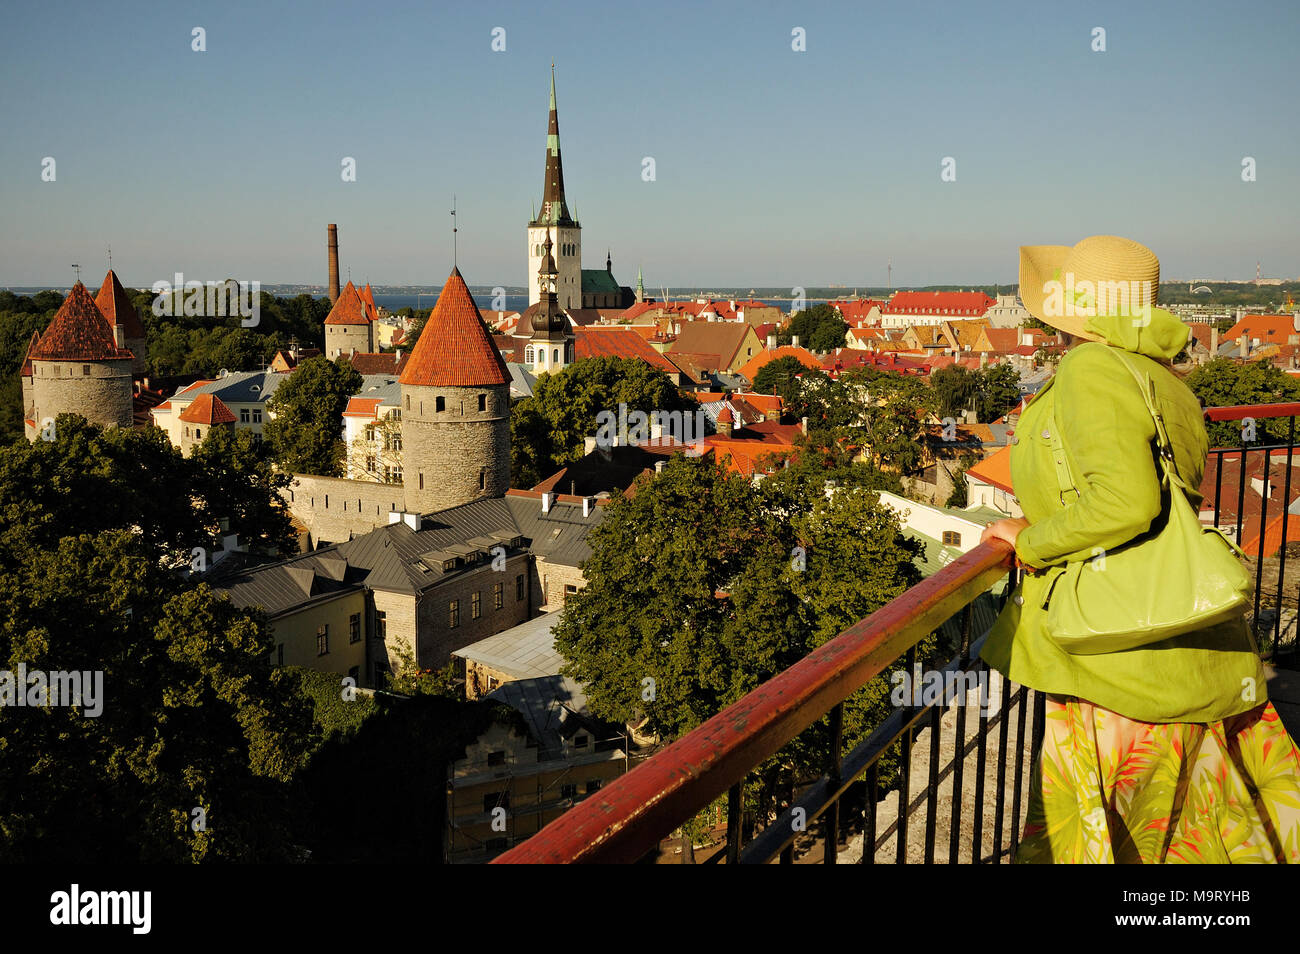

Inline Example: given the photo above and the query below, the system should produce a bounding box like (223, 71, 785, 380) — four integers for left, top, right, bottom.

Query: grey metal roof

(188, 370, 286, 405)
(487, 674, 589, 752)
(215, 547, 363, 617)
(452, 610, 564, 679)
(504, 495, 606, 568)
(506, 362, 535, 398)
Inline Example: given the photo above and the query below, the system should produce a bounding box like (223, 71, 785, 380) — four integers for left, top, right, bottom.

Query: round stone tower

(27, 281, 134, 438)
(324, 280, 374, 359)
(400, 267, 510, 514)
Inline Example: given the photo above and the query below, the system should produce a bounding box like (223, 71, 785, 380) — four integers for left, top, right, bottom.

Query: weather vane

(70, 264, 81, 283)
(451, 195, 458, 266)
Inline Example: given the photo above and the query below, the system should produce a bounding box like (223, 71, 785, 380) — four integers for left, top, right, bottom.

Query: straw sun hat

(1019, 235, 1160, 341)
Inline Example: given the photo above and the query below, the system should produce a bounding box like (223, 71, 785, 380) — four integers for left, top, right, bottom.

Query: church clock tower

(527, 65, 581, 310)
(528, 230, 574, 374)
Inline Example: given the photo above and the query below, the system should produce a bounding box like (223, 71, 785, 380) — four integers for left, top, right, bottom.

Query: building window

(391, 409, 401, 421)
(516, 574, 524, 600)
(374, 610, 386, 640)
(418, 472, 424, 490)
(574, 735, 588, 749)
(488, 750, 506, 767)
(276, 644, 284, 666)
(406, 395, 410, 410)
(317, 625, 329, 656)
(586, 779, 602, 794)
(436, 396, 445, 412)
(493, 582, 503, 609)
(240, 408, 250, 423)
(942, 530, 962, 546)
(365, 424, 376, 441)
(82, 365, 90, 375)
(449, 600, 459, 628)
(525, 346, 534, 363)
(372, 662, 386, 690)
(252, 409, 262, 424)
(553, 349, 559, 363)
(195, 428, 202, 440)
(366, 455, 376, 473)
(478, 394, 486, 412)
(349, 613, 361, 643)
(561, 784, 577, 800)
(479, 469, 485, 491)
(565, 584, 578, 596)
(386, 432, 402, 451)
(472, 592, 481, 619)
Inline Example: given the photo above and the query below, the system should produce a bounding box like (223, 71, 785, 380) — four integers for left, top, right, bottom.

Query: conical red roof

(178, 393, 237, 425)
(19, 331, 40, 376)
(29, 282, 133, 362)
(361, 283, 377, 320)
(400, 268, 509, 387)
(324, 281, 370, 325)
(94, 270, 146, 338)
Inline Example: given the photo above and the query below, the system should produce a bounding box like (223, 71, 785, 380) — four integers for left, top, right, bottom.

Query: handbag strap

(1046, 345, 1183, 503)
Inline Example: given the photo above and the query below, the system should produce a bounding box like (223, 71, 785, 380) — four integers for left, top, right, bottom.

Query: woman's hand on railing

(981, 517, 1030, 565)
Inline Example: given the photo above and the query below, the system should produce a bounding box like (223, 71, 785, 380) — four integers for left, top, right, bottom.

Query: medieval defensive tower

(399, 267, 510, 514)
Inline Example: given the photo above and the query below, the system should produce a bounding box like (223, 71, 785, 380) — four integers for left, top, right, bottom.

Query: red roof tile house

(880, 291, 996, 329)
(176, 393, 237, 455)
(668, 321, 763, 374)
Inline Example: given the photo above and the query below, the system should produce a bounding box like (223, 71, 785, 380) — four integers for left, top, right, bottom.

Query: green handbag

(1040, 346, 1252, 654)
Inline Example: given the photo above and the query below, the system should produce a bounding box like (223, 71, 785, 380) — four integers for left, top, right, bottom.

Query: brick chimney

(1239, 335, 1248, 358)
(1210, 326, 1219, 355)
(327, 224, 340, 304)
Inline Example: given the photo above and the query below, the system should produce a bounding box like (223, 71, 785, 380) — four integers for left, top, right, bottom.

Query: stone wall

(413, 553, 533, 668)
(532, 556, 586, 612)
(325, 322, 373, 360)
(284, 474, 407, 546)
(400, 383, 510, 514)
(30, 358, 133, 437)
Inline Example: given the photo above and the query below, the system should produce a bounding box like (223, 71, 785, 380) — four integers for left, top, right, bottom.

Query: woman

(979, 235, 1300, 863)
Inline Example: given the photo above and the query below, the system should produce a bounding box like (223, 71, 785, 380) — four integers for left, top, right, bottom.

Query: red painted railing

(493, 541, 1015, 863)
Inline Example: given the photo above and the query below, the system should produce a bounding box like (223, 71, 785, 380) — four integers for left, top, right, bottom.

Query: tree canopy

(509, 356, 690, 487)
(0, 419, 313, 861)
(263, 356, 363, 477)
(929, 363, 1022, 422)
(779, 303, 848, 353)
(1185, 358, 1300, 447)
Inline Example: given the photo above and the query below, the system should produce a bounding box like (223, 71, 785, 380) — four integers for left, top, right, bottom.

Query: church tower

(528, 230, 574, 374)
(26, 282, 134, 440)
(400, 267, 511, 514)
(527, 65, 581, 311)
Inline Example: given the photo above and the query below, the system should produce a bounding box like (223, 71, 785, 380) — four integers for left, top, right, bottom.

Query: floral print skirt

(1016, 695, 1300, 863)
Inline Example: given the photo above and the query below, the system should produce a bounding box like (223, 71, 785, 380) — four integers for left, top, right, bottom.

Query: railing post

(1277, 417, 1296, 658)
(948, 603, 972, 863)
(725, 782, 742, 864)
(824, 703, 843, 864)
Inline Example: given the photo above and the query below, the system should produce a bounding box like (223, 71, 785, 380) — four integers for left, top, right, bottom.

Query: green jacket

(979, 308, 1266, 723)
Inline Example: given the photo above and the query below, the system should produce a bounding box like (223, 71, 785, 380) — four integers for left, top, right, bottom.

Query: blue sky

(1, 0, 1297, 289)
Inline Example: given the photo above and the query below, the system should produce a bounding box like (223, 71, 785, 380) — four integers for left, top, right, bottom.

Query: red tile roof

(324, 281, 371, 326)
(343, 352, 410, 376)
(1223, 314, 1298, 344)
(966, 444, 1014, 493)
(29, 282, 134, 362)
(19, 331, 39, 376)
(717, 405, 734, 423)
(884, 291, 996, 318)
(94, 270, 146, 338)
(575, 327, 680, 374)
(178, 393, 237, 425)
(737, 345, 821, 383)
(400, 267, 509, 387)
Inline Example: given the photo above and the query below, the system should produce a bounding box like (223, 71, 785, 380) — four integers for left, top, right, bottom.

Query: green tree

(753, 355, 813, 400)
(264, 356, 362, 476)
(509, 357, 689, 485)
(779, 303, 848, 352)
(189, 426, 298, 557)
(1185, 358, 1300, 447)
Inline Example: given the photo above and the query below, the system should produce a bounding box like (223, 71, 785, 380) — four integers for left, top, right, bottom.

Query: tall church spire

(532, 64, 575, 227)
